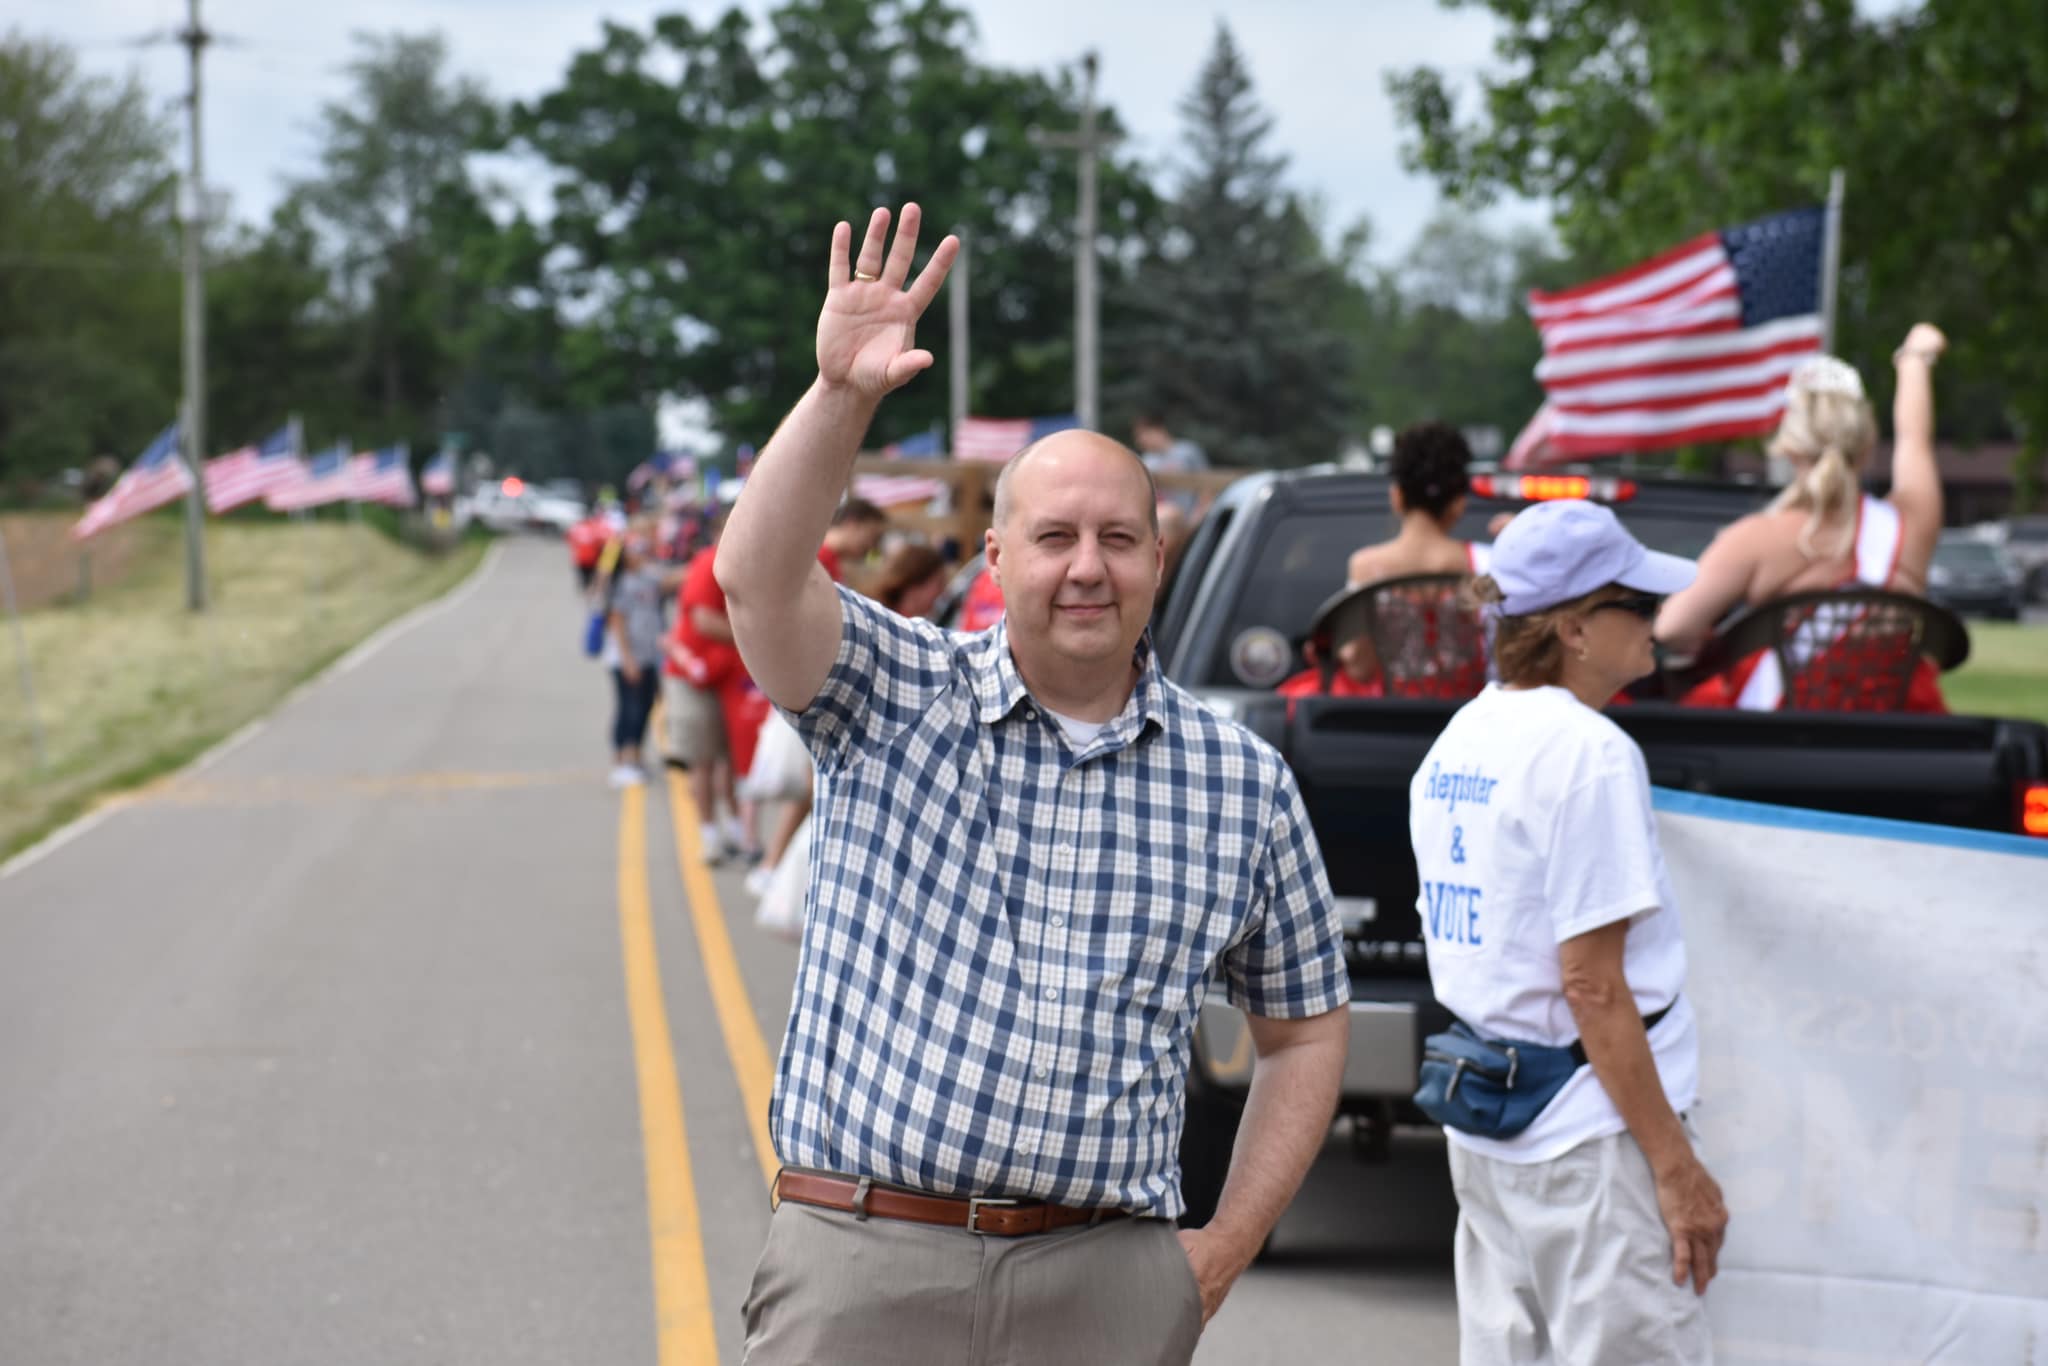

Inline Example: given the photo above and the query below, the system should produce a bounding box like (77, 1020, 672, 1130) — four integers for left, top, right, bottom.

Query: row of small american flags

(72, 422, 459, 540)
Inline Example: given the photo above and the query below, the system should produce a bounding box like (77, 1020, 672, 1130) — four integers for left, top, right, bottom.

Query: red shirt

(818, 544, 843, 584)
(957, 568, 1004, 631)
(568, 516, 609, 567)
(665, 549, 740, 686)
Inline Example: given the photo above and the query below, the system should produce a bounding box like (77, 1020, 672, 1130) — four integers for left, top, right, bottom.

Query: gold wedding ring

(853, 270, 879, 282)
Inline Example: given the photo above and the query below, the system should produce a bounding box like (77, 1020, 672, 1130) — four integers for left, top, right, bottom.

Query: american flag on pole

(419, 449, 457, 497)
(1514, 205, 1826, 465)
(347, 445, 416, 507)
(951, 414, 1081, 462)
(266, 444, 353, 512)
(204, 421, 302, 513)
(72, 422, 190, 540)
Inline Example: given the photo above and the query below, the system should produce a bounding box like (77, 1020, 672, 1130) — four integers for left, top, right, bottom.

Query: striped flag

(1523, 205, 1826, 461)
(951, 414, 1081, 462)
(204, 421, 302, 513)
(265, 444, 353, 512)
(347, 445, 416, 507)
(852, 473, 946, 507)
(72, 422, 190, 540)
(419, 449, 457, 498)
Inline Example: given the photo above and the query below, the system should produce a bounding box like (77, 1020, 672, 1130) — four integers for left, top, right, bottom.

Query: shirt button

(1034, 1065, 1050, 1080)
(1020, 1140, 1036, 1156)
(1050, 915, 1064, 929)
(1043, 987, 1059, 1002)
(1022, 707, 1037, 721)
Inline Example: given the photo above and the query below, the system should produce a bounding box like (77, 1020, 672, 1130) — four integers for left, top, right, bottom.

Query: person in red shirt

(663, 511, 760, 861)
(568, 511, 611, 592)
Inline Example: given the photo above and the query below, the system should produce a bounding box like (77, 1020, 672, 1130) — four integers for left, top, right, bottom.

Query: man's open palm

(819, 203, 959, 399)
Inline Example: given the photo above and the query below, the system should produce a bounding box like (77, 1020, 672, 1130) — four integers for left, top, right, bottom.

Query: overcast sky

(35, 0, 1547, 262)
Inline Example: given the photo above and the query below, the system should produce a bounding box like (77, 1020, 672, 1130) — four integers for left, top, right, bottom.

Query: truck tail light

(2022, 782, 2048, 838)
(1471, 474, 1638, 503)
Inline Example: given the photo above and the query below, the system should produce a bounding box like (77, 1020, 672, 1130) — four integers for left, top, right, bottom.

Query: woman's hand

(817, 204, 959, 400)
(1653, 1152, 1729, 1295)
(1895, 322, 1947, 365)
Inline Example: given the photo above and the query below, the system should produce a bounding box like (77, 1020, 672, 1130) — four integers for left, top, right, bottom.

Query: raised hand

(818, 204, 960, 400)
(1896, 321, 1947, 364)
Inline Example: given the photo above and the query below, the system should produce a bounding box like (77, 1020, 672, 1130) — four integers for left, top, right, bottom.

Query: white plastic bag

(752, 815, 810, 942)
(739, 710, 813, 804)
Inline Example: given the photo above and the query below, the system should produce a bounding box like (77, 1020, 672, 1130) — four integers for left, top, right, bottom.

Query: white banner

(1654, 789, 2048, 1364)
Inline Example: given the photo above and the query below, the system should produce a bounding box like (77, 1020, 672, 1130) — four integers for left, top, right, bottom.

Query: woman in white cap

(1409, 498, 1727, 1364)
(1657, 323, 1948, 708)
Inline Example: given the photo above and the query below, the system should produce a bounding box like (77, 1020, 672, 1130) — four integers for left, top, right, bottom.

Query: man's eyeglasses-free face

(1589, 593, 1664, 621)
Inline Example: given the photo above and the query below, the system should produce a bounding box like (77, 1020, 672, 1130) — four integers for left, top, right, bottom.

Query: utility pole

(948, 229, 970, 450)
(176, 0, 211, 612)
(1032, 52, 1118, 431)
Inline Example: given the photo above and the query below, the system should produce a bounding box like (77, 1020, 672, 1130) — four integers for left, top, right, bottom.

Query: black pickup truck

(1158, 467, 2048, 1224)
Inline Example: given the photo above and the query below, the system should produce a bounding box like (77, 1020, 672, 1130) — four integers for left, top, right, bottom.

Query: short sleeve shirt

(770, 586, 1349, 1214)
(665, 550, 739, 685)
(1409, 685, 1698, 1162)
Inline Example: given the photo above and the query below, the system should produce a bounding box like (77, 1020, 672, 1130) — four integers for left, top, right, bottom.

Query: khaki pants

(742, 1200, 1204, 1366)
(661, 674, 726, 767)
(1448, 1128, 1713, 1366)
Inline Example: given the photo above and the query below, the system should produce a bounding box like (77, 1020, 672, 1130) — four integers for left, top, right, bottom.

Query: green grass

(1945, 620, 2048, 725)
(0, 513, 487, 860)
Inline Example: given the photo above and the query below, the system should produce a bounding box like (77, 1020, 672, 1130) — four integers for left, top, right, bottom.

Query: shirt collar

(968, 617, 1175, 738)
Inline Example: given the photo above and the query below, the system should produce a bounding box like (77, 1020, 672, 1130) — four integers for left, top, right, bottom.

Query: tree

(288, 32, 498, 440)
(206, 203, 352, 450)
(1389, 0, 2048, 500)
(513, 0, 1160, 446)
(1106, 23, 1353, 467)
(0, 33, 181, 484)
(1340, 211, 1563, 441)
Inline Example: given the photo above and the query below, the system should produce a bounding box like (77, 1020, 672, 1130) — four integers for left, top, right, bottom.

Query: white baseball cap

(1489, 499, 1696, 615)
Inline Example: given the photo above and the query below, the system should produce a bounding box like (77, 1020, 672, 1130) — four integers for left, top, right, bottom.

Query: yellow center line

(664, 767, 782, 1191)
(616, 783, 720, 1365)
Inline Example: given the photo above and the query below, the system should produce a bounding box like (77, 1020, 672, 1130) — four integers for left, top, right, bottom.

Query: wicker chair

(1681, 588, 1970, 712)
(1304, 573, 1489, 701)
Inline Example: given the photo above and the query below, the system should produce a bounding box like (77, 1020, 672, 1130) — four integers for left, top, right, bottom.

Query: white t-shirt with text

(1408, 684, 1698, 1163)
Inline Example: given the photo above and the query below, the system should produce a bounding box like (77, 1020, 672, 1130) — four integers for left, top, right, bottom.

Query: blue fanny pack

(1415, 1004, 1673, 1139)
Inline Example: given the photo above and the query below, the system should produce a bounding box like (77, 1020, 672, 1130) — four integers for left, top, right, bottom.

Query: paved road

(0, 539, 1457, 1364)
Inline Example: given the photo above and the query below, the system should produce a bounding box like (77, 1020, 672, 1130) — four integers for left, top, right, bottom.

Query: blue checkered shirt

(771, 586, 1349, 1216)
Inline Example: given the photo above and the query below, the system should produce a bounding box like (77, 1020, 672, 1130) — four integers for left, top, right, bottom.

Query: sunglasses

(1589, 593, 1664, 621)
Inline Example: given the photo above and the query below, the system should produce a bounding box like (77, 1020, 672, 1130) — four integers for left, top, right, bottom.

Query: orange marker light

(2022, 783, 2048, 837)
(502, 476, 525, 496)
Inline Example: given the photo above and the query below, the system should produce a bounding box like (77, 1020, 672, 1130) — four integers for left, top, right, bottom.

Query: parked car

(1981, 515, 2048, 602)
(1928, 530, 2026, 620)
(525, 485, 588, 534)
(456, 478, 586, 535)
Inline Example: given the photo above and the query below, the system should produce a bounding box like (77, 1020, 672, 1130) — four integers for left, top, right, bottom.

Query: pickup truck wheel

(1176, 1084, 1244, 1230)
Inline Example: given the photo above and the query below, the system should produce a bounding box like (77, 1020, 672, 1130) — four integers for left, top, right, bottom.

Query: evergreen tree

(1106, 23, 1353, 467)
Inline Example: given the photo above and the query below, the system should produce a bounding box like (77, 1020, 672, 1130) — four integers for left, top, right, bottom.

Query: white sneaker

(609, 764, 644, 788)
(745, 864, 775, 898)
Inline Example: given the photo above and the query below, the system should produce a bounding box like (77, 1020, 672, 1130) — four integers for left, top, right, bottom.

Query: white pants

(1447, 1128, 1713, 1366)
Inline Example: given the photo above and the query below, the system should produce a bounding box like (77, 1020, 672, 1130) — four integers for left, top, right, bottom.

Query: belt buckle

(967, 1197, 1023, 1235)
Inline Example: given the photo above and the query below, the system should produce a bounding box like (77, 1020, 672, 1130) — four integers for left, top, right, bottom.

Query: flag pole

(1820, 168, 1845, 354)
(0, 525, 49, 770)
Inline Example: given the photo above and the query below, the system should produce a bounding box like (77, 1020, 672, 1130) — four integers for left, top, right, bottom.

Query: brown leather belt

(776, 1169, 1129, 1237)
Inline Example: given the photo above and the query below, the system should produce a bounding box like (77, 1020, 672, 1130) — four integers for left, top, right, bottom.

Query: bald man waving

(717, 203, 1348, 1366)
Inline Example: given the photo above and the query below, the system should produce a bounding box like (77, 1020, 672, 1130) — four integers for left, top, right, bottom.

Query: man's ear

(984, 527, 1002, 588)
